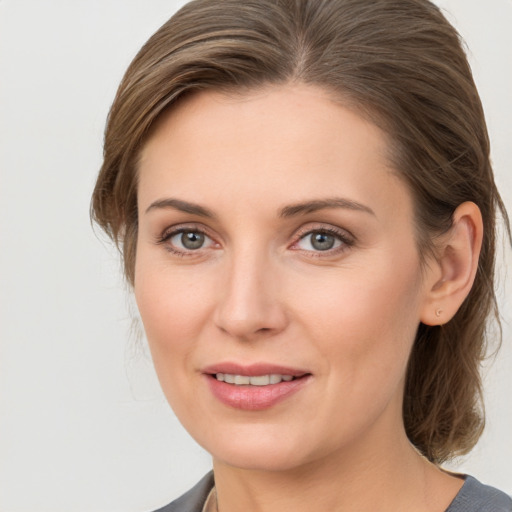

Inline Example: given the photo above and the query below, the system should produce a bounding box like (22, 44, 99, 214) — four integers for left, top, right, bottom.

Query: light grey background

(0, 1, 510, 511)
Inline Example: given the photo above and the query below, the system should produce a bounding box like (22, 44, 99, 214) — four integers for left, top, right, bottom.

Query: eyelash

(155, 225, 217, 257)
(290, 226, 354, 257)
(155, 224, 355, 258)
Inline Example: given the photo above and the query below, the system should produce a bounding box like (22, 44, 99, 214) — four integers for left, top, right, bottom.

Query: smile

(202, 363, 312, 410)
(215, 373, 295, 385)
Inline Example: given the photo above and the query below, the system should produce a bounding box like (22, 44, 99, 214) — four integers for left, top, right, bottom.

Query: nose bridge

(214, 242, 286, 340)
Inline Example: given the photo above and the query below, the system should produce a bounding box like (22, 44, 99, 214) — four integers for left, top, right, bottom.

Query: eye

(156, 227, 217, 255)
(171, 230, 209, 250)
(297, 231, 342, 251)
(293, 227, 353, 255)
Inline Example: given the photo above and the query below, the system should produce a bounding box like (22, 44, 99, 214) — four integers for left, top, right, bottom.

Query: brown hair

(91, 0, 510, 463)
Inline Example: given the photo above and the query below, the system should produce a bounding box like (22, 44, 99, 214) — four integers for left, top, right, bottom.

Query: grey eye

(171, 231, 207, 250)
(310, 232, 336, 251)
(297, 231, 342, 252)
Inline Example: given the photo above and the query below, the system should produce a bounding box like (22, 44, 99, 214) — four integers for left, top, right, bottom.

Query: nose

(213, 249, 288, 341)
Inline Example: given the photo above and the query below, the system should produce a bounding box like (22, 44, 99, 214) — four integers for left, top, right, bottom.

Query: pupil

(311, 232, 335, 251)
(182, 231, 204, 249)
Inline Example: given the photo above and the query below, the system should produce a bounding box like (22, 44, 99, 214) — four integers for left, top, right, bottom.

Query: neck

(211, 428, 463, 512)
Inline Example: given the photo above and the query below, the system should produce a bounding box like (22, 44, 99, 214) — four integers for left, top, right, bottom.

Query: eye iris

(181, 231, 205, 249)
(311, 232, 335, 251)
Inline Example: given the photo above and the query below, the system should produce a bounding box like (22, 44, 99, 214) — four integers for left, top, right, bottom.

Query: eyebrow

(145, 198, 216, 218)
(279, 198, 375, 218)
(145, 196, 375, 219)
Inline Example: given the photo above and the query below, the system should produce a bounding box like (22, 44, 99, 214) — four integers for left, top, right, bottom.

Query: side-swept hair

(91, 0, 510, 463)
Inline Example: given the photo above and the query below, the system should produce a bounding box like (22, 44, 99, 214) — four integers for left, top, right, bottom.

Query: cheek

(133, 261, 219, 431)
(292, 251, 423, 383)
(134, 257, 214, 374)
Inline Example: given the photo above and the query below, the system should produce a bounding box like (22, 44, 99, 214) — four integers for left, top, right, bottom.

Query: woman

(91, 0, 511, 510)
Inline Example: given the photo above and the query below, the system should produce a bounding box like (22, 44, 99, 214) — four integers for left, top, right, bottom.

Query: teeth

(215, 373, 296, 386)
(250, 375, 270, 386)
(269, 374, 281, 384)
(234, 375, 250, 385)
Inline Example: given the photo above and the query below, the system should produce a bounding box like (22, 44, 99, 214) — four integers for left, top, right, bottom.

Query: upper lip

(201, 362, 310, 377)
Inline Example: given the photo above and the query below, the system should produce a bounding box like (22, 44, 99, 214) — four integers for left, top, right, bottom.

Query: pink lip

(202, 362, 309, 377)
(202, 362, 311, 411)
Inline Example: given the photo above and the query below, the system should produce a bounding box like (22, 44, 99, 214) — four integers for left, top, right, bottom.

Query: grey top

(446, 476, 512, 512)
(153, 472, 512, 512)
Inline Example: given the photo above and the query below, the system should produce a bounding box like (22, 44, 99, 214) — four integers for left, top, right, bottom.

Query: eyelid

(289, 223, 355, 254)
(293, 222, 355, 241)
(154, 221, 355, 257)
(155, 223, 219, 255)
(158, 222, 210, 239)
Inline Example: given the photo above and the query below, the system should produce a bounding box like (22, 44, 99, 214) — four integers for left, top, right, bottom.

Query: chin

(193, 424, 327, 473)
(213, 445, 311, 473)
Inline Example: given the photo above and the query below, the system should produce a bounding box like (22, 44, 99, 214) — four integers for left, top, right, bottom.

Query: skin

(135, 84, 482, 512)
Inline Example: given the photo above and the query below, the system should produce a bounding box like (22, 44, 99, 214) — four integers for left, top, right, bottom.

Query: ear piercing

(435, 308, 443, 318)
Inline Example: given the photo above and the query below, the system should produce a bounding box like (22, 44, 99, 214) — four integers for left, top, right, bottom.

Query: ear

(420, 201, 483, 326)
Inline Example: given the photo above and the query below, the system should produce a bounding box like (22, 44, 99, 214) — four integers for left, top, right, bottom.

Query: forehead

(137, 84, 411, 222)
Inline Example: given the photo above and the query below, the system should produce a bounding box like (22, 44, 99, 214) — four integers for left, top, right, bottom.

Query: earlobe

(420, 202, 483, 326)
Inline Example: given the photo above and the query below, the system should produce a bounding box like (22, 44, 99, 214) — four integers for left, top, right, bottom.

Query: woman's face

(135, 84, 433, 471)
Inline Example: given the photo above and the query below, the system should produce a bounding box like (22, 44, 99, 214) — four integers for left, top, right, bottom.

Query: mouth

(213, 373, 297, 386)
(202, 363, 311, 410)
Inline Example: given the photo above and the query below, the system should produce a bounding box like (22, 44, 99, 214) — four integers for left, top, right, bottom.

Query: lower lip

(205, 375, 311, 411)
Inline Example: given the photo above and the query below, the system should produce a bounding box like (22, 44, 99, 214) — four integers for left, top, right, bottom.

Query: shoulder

(148, 472, 512, 512)
(151, 472, 215, 512)
(446, 475, 512, 512)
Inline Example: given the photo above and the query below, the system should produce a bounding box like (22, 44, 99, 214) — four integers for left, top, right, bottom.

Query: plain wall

(0, 1, 510, 511)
